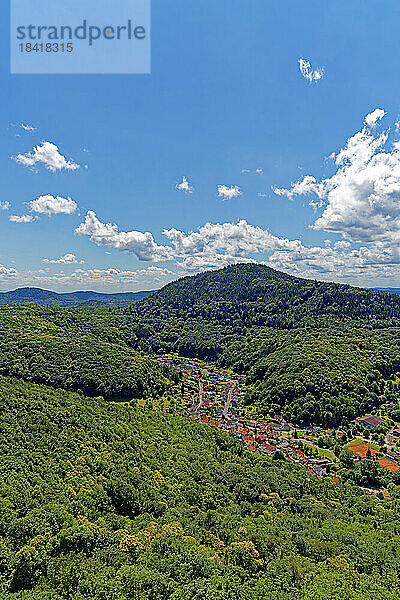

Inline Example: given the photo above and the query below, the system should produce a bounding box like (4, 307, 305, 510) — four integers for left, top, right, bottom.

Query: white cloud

(334, 240, 351, 250)
(217, 184, 242, 200)
(75, 129, 400, 285)
(13, 142, 80, 172)
(274, 175, 325, 202)
(185, 223, 400, 279)
(0, 265, 177, 291)
(170, 225, 400, 280)
(75, 211, 173, 261)
(176, 253, 256, 272)
(163, 220, 301, 257)
(298, 58, 324, 83)
(241, 168, 263, 175)
(274, 108, 400, 244)
(76, 211, 304, 266)
(43, 253, 84, 265)
(0, 264, 17, 276)
(364, 109, 386, 127)
(264, 241, 400, 281)
(20, 123, 36, 132)
(12, 210, 400, 287)
(0, 202, 10, 211)
(29, 195, 77, 216)
(176, 176, 194, 193)
(9, 214, 36, 223)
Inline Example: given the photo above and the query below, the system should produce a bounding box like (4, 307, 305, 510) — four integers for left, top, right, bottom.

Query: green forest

(1, 264, 400, 596)
(0, 305, 169, 400)
(3, 264, 400, 425)
(1, 375, 400, 599)
(122, 264, 400, 424)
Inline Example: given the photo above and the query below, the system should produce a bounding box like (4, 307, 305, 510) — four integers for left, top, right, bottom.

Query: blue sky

(2, 0, 400, 291)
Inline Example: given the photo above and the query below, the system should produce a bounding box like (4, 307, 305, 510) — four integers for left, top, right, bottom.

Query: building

(351, 415, 384, 429)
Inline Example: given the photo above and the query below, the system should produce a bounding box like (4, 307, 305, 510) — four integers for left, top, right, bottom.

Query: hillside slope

(4, 265, 400, 425)
(124, 264, 400, 424)
(0, 287, 155, 308)
(0, 375, 399, 599)
(0, 304, 168, 399)
(135, 263, 400, 322)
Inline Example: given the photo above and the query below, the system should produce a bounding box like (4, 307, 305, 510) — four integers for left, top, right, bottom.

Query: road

(223, 383, 237, 418)
(196, 379, 204, 412)
(384, 427, 399, 453)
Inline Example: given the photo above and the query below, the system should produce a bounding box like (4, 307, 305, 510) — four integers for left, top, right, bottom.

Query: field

(347, 443, 400, 473)
(347, 443, 379, 458)
(377, 459, 400, 472)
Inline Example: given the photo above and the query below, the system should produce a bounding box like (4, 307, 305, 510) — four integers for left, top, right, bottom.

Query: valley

(0, 374, 400, 599)
(2, 264, 400, 598)
(153, 354, 400, 489)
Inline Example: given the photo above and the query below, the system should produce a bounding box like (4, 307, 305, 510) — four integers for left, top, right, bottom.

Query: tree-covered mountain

(122, 264, 400, 424)
(1, 374, 399, 599)
(134, 263, 400, 323)
(0, 304, 168, 400)
(4, 264, 400, 425)
(0, 287, 155, 308)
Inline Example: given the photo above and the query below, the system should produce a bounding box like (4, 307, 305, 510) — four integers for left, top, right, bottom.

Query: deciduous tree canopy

(0, 375, 399, 599)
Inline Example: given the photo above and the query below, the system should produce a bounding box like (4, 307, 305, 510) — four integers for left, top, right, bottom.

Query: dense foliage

(0, 305, 167, 399)
(1, 375, 400, 599)
(0, 287, 154, 308)
(3, 264, 400, 424)
(121, 264, 400, 424)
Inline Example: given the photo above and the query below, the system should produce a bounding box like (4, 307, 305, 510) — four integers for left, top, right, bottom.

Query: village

(154, 354, 400, 485)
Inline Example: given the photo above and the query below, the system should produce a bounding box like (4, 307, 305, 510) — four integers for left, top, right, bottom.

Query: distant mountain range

(1, 281, 400, 309)
(0, 287, 156, 308)
(371, 287, 400, 295)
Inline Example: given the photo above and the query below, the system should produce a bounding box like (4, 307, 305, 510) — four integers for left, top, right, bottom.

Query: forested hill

(0, 287, 155, 308)
(4, 265, 400, 425)
(1, 375, 399, 599)
(0, 304, 169, 400)
(123, 265, 400, 425)
(133, 263, 400, 324)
